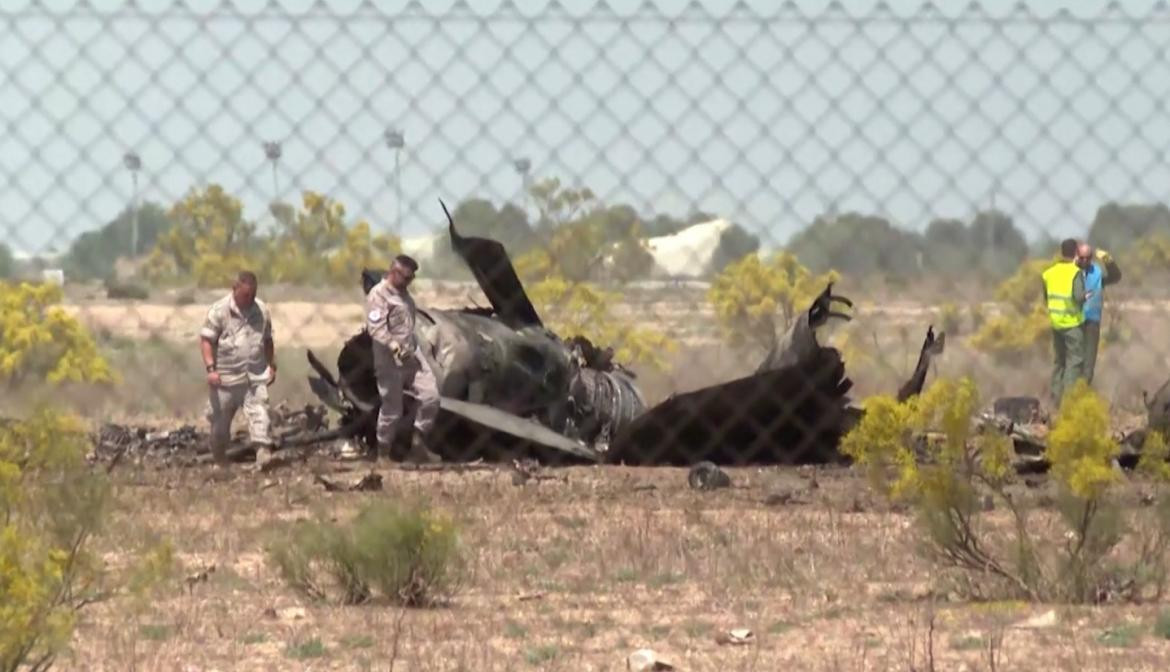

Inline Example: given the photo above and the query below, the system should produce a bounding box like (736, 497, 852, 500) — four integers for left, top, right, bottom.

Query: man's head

(1076, 242, 1094, 269)
(232, 270, 258, 309)
(387, 254, 419, 290)
(1060, 238, 1079, 260)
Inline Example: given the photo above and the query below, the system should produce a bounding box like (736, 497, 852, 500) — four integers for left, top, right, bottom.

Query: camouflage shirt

(366, 278, 418, 354)
(200, 293, 273, 386)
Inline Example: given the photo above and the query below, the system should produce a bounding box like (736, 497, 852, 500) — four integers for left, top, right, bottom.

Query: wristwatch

(205, 363, 215, 372)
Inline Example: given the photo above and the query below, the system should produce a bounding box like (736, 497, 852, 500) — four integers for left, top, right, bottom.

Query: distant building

(400, 232, 443, 266)
(643, 218, 734, 279)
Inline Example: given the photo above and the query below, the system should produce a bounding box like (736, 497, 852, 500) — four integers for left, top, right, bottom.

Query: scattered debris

(515, 592, 545, 602)
(184, 564, 216, 594)
(509, 459, 568, 485)
(715, 628, 755, 646)
(627, 649, 674, 671)
(88, 403, 338, 468)
(687, 461, 731, 490)
(313, 472, 384, 492)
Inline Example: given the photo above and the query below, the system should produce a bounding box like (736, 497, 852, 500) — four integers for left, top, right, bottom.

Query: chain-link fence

(4, 0, 1170, 467)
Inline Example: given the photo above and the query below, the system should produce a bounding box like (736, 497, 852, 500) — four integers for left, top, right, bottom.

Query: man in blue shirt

(1076, 242, 1122, 385)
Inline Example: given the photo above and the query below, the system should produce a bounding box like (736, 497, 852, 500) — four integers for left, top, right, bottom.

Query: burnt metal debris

(299, 202, 950, 467)
(70, 200, 1170, 473)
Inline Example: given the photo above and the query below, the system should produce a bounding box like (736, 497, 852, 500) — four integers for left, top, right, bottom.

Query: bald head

(1076, 242, 1093, 269)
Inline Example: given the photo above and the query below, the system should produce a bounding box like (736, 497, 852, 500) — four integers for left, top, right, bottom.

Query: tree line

(2, 179, 1168, 288)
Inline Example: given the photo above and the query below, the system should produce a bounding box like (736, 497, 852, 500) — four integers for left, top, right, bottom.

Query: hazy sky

(3, 0, 1168, 257)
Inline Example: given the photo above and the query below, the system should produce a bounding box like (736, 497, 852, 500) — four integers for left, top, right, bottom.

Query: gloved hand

(1095, 248, 1113, 263)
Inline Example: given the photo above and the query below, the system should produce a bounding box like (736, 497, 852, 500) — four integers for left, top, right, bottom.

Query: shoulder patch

(368, 309, 382, 322)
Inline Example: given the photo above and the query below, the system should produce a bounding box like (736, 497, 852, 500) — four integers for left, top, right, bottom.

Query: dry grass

(14, 282, 1170, 669)
(51, 461, 1170, 671)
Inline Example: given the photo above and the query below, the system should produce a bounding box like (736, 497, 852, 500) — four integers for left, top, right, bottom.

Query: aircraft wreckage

(298, 200, 948, 467)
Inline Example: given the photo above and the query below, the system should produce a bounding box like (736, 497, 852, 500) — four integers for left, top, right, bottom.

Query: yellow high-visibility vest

(1041, 261, 1084, 330)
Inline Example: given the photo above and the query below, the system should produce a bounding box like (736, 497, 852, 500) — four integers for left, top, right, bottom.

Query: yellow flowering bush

(0, 409, 111, 669)
(842, 377, 1170, 603)
(706, 251, 840, 351)
(522, 274, 677, 372)
(0, 282, 115, 385)
(969, 257, 1054, 361)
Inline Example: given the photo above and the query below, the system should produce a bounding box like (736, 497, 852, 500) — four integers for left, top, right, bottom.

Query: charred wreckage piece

(298, 200, 949, 468)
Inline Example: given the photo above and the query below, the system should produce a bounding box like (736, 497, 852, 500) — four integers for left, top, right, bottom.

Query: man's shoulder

(207, 293, 233, 315)
(367, 279, 390, 301)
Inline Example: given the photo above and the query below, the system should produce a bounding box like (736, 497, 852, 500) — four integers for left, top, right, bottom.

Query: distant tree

(707, 251, 839, 351)
(0, 242, 13, 279)
(707, 223, 761, 276)
(258, 191, 399, 286)
(519, 178, 653, 283)
(144, 184, 261, 288)
(430, 197, 534, 278)
(1086, 202, 1170, 253)
(968, 209, 1028, 278)
(787, 212, 925, 278)
(922, 218, 969, 276)
(63, 202, 173, 280)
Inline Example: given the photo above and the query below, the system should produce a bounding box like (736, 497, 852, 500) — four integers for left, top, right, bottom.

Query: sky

(2, 0, 1168, 258)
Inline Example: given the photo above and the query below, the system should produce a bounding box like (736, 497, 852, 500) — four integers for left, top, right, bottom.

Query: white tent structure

(399, 231, 443, 266)
(643, 217, 733, 279)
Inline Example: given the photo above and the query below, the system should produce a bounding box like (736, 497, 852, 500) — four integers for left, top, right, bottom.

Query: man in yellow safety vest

(1041, 238, 1089, 406)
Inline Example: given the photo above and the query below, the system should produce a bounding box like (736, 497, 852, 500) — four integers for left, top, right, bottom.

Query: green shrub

(937, 302, 962, 336)
(103, 281, 149, 300)
(0, 409, 112, 671)
(842, 378, 1170, 603)
(267, 500, 463, 607)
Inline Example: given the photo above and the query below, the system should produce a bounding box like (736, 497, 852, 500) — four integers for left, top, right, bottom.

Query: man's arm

(199, 306, 223, 370)
(199, 305, 224, 383)
(366, 290, 398, 348)
(1100, 255, 1122, 287)
(263, 310, 276, 377)
(1073, 270, 1086, 306)
(200, 337, 216, 369)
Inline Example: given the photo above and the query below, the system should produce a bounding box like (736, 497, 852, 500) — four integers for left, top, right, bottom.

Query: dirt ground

(25, 285, 1170, 670)
(63, 459, 1170, 671)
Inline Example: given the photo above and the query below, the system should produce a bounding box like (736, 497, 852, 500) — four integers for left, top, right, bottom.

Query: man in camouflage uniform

(199, 270, 278, 469)
(366, 254, 441, 463)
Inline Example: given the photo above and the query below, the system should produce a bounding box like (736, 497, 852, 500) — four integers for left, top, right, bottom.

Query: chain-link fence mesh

(4, 0, 1170, 467)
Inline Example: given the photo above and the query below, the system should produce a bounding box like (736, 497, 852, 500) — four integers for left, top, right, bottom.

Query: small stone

(627, 649, 674, 671)
(688, 461, 731, 490)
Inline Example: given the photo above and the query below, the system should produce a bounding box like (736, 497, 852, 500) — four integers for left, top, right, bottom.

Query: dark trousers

(1051, 326, 1085, 406)
(1082, 320, 1101, 385)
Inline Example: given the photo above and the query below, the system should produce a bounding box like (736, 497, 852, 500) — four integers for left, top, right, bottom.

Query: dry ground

(18, 282, 1170, 670)
(61, 459, 1170, 671)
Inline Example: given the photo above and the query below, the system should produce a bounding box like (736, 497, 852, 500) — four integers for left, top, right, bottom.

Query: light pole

(263, 140, 281, 204)
(122, 151, 141, 257)
(513, 156, 530, 214)
(385, 128, 404, 236)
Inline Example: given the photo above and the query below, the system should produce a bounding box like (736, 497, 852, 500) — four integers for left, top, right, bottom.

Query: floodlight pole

(385, 128, 405, 237)
(122, 151, 141, 257)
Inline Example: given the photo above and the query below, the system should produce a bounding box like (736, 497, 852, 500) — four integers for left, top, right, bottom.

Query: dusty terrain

(14, 282, 1170, 670)
(65, 459, 1170, 671)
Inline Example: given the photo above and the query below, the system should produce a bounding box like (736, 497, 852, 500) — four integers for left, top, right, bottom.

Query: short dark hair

(236, 270, 258, 286)
(1060, 239, 1078, 258)
(393, 254, 419, 272)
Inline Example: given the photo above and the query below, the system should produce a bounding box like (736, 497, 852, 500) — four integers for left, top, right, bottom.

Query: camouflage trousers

(205, 380, 272, 461)
(373, 345, 439, 449)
